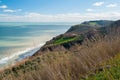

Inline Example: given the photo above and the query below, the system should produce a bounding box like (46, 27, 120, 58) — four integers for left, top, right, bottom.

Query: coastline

(0, 43, 45, 68)
(0, 24, 71, 69)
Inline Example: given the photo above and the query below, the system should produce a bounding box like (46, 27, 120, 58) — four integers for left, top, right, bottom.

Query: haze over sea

(0, 22, 74, 68)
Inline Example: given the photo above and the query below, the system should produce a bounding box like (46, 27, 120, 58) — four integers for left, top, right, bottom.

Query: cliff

(33, 20, 115, 56)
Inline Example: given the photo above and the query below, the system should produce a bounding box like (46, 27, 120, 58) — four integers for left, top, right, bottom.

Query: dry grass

(0, 33, 120, 80)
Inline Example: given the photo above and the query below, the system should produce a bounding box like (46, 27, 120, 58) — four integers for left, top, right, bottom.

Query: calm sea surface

(0, 22, 72, 67)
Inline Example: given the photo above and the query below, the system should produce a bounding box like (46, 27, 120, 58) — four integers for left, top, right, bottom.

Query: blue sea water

(0, 22, 72, 68)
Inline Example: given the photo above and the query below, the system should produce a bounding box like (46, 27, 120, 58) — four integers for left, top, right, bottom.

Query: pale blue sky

(0, 0, 120, 22)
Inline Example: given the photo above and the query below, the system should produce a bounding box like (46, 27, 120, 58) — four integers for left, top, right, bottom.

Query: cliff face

(33, 20, 120, 56)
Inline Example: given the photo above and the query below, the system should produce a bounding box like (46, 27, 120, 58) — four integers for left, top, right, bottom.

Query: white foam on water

(0, 43, 44, 65)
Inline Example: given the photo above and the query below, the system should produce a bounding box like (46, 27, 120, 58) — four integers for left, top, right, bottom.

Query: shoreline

(0, 43, 45, 68)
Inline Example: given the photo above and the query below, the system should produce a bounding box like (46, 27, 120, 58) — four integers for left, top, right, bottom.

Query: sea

(0, 22, 75, 68)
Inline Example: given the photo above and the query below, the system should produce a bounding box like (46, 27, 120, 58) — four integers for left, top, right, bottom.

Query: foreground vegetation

(86, 53, 120, 80)
(0, 34, 120, 80)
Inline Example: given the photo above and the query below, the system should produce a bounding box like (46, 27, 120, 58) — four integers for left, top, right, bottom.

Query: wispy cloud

(3, 9, 22, 13)
(0, 4, 22, 13)
(106, 3, 117, 8)
(0, 12, 120, 22)
(0, 5, 7, 9)
(3, 9, 16, 13)
(86, 9, 94, 12)
(93, 2, 104, 6)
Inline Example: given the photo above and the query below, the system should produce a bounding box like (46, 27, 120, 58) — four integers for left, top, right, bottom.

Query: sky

(0, 0, 120, 22)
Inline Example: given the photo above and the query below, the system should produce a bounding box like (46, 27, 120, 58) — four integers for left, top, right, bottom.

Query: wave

(0, 43, 44, 65)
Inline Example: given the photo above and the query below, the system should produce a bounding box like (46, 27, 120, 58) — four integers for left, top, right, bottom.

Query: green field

(53, 36, 83, 45)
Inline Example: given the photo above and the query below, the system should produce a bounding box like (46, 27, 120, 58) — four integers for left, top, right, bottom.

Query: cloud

(0, 5, 7, 9)
(0, 12, 120, 22)
(106, 4, 117, 8)
(3, 9, 16, 13)
(93, 2, 104, 6)
(3, 9, 22, 13)
(86, 9, 94, 12)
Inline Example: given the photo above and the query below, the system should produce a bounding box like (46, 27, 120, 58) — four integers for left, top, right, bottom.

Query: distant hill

(66, 20, 113, 34)
(33, 20, 117, 55)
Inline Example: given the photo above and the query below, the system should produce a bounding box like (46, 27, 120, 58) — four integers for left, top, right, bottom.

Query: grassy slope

(86, 53, 120, 80)
(52, 36, 83, 45)
(45, 35, 83, 47)
(53, 36, 78, 45)
(0, 35, 120, 80)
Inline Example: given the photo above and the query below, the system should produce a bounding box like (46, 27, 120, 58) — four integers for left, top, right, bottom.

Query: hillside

(0, 20, 120, 80)
(66, 20, 113, 34)
(33, 20, 114, 56)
